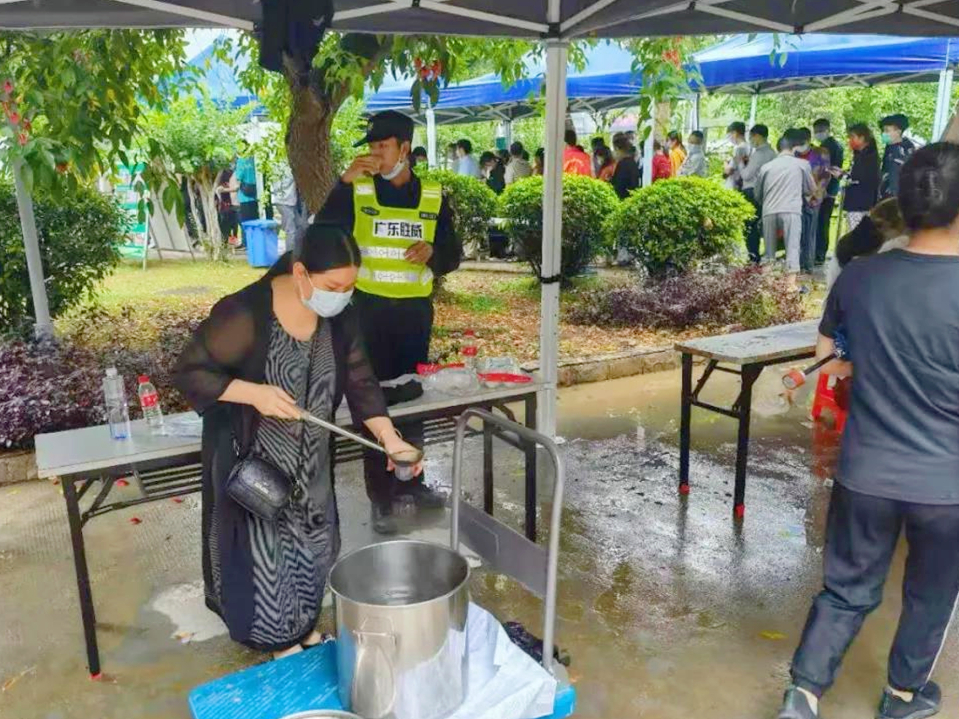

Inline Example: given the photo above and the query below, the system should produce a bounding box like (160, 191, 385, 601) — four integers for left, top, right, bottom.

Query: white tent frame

(10, 0, 959, 438)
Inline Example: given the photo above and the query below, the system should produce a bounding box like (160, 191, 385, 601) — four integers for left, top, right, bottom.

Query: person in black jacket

(317, 111, 461, 534)
(841, 123, 881, 232)
(611, 133, 640, 200)
(879, 113, 917, 200)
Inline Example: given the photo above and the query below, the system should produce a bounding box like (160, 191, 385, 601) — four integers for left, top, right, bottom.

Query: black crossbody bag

(225, 333, 316, 520)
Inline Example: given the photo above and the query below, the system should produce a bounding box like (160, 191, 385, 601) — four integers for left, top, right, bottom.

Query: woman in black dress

(175, 221, 420, 659)
(842, 123, 881, 232)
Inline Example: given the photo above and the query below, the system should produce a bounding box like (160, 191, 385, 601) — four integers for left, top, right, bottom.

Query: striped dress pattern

(245, 317, 339, 649)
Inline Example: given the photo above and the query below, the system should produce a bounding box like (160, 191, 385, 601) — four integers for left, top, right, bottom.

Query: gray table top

(674, 320, 819, 365)
(34, 380, 543, 480)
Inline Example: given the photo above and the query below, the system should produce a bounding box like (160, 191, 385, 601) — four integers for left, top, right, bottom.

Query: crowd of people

(727, 113, 917, 289)
(428, 127, 698, 201)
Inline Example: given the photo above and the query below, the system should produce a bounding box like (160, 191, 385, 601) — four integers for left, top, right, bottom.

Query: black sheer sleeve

(174, 293, 257, 415)
(339, 309, 389, 425)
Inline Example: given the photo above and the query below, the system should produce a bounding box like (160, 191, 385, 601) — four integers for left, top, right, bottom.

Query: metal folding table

(34, 381, 543, 677)
(675, 321, 818, 518)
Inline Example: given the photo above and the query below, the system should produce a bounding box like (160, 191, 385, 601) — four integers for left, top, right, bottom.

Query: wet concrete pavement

(2, 368, 958, 719)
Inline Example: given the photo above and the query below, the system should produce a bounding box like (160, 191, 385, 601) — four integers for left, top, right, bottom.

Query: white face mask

(302, 278, 353, 318)
(795, 144, 810, 154)
(814, 131, 829, 143)
(379, 158, 407, 181)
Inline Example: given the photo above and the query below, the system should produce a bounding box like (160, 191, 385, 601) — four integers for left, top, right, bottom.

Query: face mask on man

(881, 132, 893, 145)
(795, 143, 810, 154)
(814, 131, 829, 143)
(380, 157, 407, 181)
(302, 278, 354, 318)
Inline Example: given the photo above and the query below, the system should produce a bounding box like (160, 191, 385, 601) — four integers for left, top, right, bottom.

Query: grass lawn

(64, 257, 823, 366)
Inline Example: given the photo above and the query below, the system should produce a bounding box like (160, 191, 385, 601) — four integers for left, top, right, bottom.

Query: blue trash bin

(241, 219, 280, 268)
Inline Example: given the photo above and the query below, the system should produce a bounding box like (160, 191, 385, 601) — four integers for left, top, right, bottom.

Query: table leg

(733, 365, 762, 520)
(524, 393, 538, 542)
(62, 476, 101, 678)
(483, 418, 494, 516)
(678, 352, 693, 495)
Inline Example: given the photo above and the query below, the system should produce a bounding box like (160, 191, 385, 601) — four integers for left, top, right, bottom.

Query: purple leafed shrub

(1, 304, 205, 451)
(0, 337, 107, 450)
(567, 265, 805, 331)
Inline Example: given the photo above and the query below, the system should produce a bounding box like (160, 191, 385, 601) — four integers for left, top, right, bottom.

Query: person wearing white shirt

(504, 141, 533, 185)
(455, 139, 482, 179)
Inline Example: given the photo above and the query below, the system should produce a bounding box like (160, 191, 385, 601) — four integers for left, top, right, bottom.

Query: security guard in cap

(318, 110, 461, 535)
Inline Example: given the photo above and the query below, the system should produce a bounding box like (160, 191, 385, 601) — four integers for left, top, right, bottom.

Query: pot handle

(351, 617, 396, 719)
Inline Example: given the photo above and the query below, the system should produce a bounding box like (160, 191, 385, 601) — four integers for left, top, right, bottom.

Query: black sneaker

(395, 482, 447, 510)
(777, 687, 818, 719)
(877, 682, 941, 719)
(371, 504, 398, 535)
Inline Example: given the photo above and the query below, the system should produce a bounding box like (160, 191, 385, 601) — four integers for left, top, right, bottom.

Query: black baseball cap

(354, 110, 414, 147)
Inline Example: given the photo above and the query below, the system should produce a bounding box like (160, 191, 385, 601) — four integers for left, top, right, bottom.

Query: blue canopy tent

(368, 42, 641, 124)
(694, 34, 959, 137)
(367, 43, 641, 165)
(368, 33, 959, 170)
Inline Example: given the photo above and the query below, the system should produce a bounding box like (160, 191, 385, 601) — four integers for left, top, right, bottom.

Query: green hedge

(416, 168, 497, 257)
(605, 176, 754, 276)
(0, 185, 125, 334)
(498, 175, 619, 279)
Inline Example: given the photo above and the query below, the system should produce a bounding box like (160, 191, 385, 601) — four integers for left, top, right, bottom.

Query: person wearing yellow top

(667, 131, 687, 176)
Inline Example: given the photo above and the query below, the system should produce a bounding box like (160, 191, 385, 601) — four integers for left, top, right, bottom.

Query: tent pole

(934, 67, 954, 140)
(13, 159, 52, 338)
(641, 123, 654, 187)
(692, 93, 701, 130)
(426, 105, 437, 168)
(539, 38, 568, 439)
(748, 94, 758, 129)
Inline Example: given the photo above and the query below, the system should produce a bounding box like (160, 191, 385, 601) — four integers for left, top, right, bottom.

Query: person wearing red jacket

(562, 129, 592, 176)
(652, 140, 673, 182)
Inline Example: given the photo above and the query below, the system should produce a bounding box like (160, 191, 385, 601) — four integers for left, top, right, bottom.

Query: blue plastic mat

(189, 640, 576, 719)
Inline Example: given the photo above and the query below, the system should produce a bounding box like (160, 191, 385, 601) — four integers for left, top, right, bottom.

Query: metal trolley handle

(450, 408, 566, 674)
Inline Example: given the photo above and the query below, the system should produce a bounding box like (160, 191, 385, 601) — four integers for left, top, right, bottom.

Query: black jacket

(880, 138, 917, 200)
(173, 258, 387, 644)
(844, 144, 881, 212)
(318, 175, 462, 279)
(612, 156, 641, 200)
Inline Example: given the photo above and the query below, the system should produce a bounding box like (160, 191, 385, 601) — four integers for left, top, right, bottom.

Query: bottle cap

(138, 375, 150, 384)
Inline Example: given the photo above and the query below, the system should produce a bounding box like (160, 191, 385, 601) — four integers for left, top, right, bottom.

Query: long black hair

(898, 142, 959, 232)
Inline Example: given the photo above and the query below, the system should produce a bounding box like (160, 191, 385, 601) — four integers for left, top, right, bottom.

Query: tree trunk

(283, 34, 393, 214)
(185, 179, 207, 255)
(654, 101, 672, 142)
(287, 86, 339, 215)
(196, 181, 221, 261)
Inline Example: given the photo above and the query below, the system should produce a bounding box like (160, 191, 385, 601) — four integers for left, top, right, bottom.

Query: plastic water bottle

(103, 368, 131, 440)
(137, 375, 164, 434)
(462, 330, 478, 370)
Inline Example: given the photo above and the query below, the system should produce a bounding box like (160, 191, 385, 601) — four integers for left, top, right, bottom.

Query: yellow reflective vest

(351, 177, 442, 299)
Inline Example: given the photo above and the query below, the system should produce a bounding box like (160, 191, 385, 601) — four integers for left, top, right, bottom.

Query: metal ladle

(298, 409, 424, 475)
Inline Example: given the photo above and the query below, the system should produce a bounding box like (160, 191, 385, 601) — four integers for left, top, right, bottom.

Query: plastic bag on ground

(445, 603, 557, 719)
